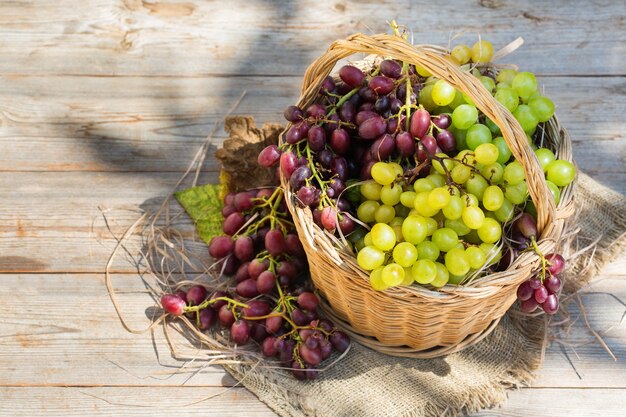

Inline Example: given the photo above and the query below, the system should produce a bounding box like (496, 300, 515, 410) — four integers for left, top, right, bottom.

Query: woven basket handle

(295, 33, 556, 233)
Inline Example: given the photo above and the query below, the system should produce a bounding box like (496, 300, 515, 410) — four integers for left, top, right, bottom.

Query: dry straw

(280, 33, 576, 357)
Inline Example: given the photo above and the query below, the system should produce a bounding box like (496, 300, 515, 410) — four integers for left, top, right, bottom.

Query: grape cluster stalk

(162, 187, 349, 380)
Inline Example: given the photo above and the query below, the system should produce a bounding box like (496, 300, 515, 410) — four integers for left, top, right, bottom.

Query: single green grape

(432, 79, 456, 106)
(401, 267, 415, 286)
(512, 71, 538, 101)
(445, 218, 471, 236)
(471, 40, 494, 63)
(432, 227, 459, 252)
(504, 181, 528, 205)
(465, 124, 492, 150)
(371, 162, 396, 186)
(465, 246, 487, 269)
(402, 215, 429, 245)
(494, 87, 519, 112)
(380, 184, 403, 206)
(369, 266, 388, 291)
(357, 246, 385, 270)
(413, 178, 435, 193)
(428, 187, 451, 210)
(357, 200, 380, 223)
(482, 185, 505, 211)
(389, 162, 404, 178)
(529, 96, 555, 122)
(496, 69, 517, 85)
(451, 164, 472, 184)
(479, 76, 496, 94)
(451, 44, 472, 65)
(400, 191, 417, 208)
(442, 195, 464, 220)
(451, 127, 468, 150)
(492, 137, 512, 164)
(425, 217, 438, 236)
(431, 154, 455, 176)
(477, 217, 502, 243)
(465, 175, 489, 201)
(412, 259, 437, 284)
(360, 180, 382, 201)
(546, 159, 575, 186)
(494, 198, 515, 222)
(474, 143, 499, 165)
(393, 242, 419, 268)
(370, 223, 396, 251)
(503, 160, 525, 185)
(480, 162, 504, 183)
(546, 180, 561, 204)
(364, 232, 373, 247)
(534, 148, 556, 172)
(381, 263, 405, 287)
(462, 206, 486, 229)
(419, 84, 438, 112)
(513, 104, 539, 133)
(427, 173, 447, 188)
(374, 204, 396, 224)
(430, 262, 450, 287)
(445, 247, 471, 276)
(452, 104, 478, 130)
(416, 240, 440, 261)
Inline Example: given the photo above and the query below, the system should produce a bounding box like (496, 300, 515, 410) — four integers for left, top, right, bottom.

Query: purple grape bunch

(509, 213, 565, 315)
(258, 62, 454, 233)
(161, 186, 350, 380)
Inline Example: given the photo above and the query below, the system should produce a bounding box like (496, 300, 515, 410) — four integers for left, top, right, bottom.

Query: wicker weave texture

(281, 33, 576, 356)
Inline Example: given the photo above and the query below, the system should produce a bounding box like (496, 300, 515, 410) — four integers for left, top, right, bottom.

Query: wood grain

(0, 386, 276, 416)
(0, 0, 623, 77)
(0, 0, 624, 415)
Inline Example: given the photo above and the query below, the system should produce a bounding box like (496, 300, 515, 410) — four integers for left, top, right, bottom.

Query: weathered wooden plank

(1, 387, 625, 417)
(0, 386, 276, 416)
(0, 274, 624, 388)
(474, 388, 626, 416)
(0, 273, 240, 387)
(0, 0, 623, 77)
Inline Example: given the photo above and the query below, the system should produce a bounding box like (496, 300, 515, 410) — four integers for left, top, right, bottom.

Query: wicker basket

(280, 33, 576, 358)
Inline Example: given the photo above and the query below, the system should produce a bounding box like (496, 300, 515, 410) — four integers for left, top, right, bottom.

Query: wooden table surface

(1, 1, 625, 415)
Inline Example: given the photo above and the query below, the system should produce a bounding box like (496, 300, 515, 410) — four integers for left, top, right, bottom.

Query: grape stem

(184, 296, 250, 315)
(529, 236, 548, 282)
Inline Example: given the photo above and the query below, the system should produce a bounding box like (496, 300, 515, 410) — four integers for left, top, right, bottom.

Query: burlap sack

(223, 173, 625, 417)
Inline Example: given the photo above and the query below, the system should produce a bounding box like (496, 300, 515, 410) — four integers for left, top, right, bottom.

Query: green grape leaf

(175, 183, 223, 244)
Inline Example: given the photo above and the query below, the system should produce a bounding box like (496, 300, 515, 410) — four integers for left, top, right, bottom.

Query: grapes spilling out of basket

(161, 186, 350, 380)
(259, 40, 574, 313)
(509, 213, 565, 314)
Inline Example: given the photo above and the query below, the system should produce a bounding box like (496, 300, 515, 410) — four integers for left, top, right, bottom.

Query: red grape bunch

(506, 213, 565, 314)
(161, 186, 350, 380)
